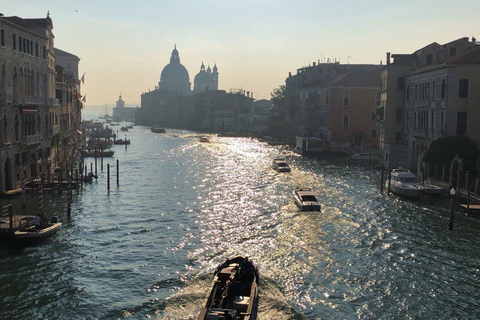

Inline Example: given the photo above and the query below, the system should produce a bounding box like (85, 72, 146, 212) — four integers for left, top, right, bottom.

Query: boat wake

(125, 273, 308, 319)
(147, 273, 308, 320)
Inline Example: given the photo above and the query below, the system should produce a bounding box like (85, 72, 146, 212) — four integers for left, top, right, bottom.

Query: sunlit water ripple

(1, 126, 479, 320)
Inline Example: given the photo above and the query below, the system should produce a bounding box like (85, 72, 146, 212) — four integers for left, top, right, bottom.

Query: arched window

(36, 114, 41, 134)
(3, 115, 8, 143)
(343, 90, 350, 106)
(343, 113, 349, 128)
(15, 115, 20, 142)
(441, 79, 446, 98)
(45, 114, 49, 136)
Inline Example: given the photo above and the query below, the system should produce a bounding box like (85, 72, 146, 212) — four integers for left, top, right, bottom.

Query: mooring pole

(380, 166, 384, 193)
(107, 163, 110, 191)
(116, 158, 119, 187)
(21, 174, 26, 208)
(67, 178, 72, 215)
(449, 187, 456, 231)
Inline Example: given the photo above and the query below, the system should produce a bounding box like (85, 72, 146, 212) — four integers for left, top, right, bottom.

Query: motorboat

(151, 126, 166, 133)
(293, 187, 321, 211)
(80, 149, 115, 157)
(199, 136, 210, 143)
(272, 157, 291, 172)
(15, 217, 61, 242)
(197, 255, 259, 320)
(113, 139, 131, 145)
(386, 168, 423, 197)
(120, 126, 128, 131)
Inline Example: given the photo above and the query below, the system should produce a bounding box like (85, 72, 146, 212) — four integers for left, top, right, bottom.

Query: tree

(423, 135, 480, 174)
(270, 85, 285, 108)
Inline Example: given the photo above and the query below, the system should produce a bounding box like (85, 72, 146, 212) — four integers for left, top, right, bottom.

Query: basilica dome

(159, 46, 191, 94)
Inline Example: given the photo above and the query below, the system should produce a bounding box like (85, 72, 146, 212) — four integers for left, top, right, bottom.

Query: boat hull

(198, 255, 259, 320)
(293, 188, 321, 211)
(15, 222, 62, 242)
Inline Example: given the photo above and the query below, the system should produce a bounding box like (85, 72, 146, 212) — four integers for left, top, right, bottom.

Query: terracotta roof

(445, 45, 480, 64)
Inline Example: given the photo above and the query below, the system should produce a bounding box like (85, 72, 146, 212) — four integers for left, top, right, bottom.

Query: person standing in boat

(34, 213, 42, 231)
(240, 256, 255, 283)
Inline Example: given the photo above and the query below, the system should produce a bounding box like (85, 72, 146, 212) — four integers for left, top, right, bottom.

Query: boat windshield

(400, 177, 417, 183)
(302, 195, 317, 201)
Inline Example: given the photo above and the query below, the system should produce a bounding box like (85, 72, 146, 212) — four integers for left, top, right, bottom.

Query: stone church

(137, 46, 219, 126)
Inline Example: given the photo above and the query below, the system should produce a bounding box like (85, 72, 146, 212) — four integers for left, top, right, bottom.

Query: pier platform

(0, 204, 34, 237)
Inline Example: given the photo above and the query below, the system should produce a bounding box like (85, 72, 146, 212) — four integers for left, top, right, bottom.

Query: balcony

(22, 134, 42, 145)
(0, 94, 13, 105)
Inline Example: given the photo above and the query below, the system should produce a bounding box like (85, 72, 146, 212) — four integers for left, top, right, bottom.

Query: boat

(293, 187, 321, 211)
(199, 136, 210, 143)
(386, 168, 423, 197)
(151, 126, 166, 133)
(120, 126, 128, 131)
(83, 172, 98, 182)
(15, 217, 62, 242)
(272, 157, 291, 172)
(80, 149, 115, 157)
(197, 255, 259, 320)
(113, 139, 131, 145)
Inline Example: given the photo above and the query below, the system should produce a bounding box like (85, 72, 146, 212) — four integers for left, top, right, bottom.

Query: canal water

(1, 125, 479, 320)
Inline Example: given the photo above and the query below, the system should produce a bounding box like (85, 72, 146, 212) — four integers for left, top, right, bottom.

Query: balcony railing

(22, 134, 42, 145)
(0, 94, 13, 105)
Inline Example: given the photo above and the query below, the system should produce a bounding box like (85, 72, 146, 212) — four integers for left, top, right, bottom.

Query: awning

(21, 107, 39, 114)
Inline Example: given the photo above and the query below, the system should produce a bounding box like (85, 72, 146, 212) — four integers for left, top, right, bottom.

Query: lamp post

(449, 187, 456, 231)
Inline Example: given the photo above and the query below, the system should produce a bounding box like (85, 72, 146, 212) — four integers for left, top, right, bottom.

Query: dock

(0, 204, 34, 237)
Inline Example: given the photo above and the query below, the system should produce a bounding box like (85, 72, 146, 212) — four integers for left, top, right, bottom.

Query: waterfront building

(283, 61, 383, 152)
(403, 41, 480, 176)
(0, 13, 82, 193)
(377, 37, 479, 170)
(112, 94, 137, 122)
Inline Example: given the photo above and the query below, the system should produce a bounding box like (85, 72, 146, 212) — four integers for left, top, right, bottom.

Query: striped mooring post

(67, 178, 72, 215)
(38, 183, 43, 213)
(21, 174, 26, 208)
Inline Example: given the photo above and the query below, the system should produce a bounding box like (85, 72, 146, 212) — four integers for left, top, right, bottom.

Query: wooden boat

(83, 172, 98, 182)
(113, 139, 131, 145)
(151, 126, 166, 133)
(80, 149, 115, 157)
(197, 255, 259, 320)
(15, 217, 62, 242)
(293, 187, 321, 211)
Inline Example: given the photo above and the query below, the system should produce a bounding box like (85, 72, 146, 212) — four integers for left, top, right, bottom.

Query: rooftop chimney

(386, 52, 391, 66)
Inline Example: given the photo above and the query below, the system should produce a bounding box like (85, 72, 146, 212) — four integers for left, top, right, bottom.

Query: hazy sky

(3, 1, 479, 109)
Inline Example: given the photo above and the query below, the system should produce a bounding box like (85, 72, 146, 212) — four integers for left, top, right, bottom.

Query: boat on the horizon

(113, 139, 130, 145)
(151, 126, 166, 133)
(197, 255, 259, 320)
(80, 149, 115, 157)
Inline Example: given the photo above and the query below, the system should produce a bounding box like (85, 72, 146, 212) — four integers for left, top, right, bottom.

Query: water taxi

(293, 187, 321, 211)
